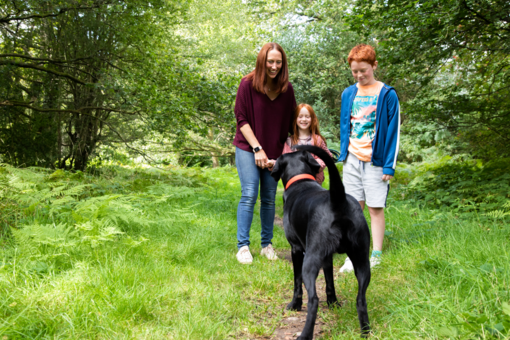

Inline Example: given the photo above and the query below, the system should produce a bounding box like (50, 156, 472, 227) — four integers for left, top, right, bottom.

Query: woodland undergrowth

(0, 161, 509, 339)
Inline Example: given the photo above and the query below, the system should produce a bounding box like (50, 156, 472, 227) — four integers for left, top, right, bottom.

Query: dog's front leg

(286, 248, 304, 311)
(299, 254, 321, 340)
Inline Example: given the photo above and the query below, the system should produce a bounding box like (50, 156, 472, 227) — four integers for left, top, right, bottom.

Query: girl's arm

(319, 138, 334, 158)
(310, 137, 333, 171)
(282, 140, 293, 155)
(313, 154, 326, 170)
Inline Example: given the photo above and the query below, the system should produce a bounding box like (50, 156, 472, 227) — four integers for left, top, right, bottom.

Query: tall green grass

(326, 201, 510, 339)
(0, 164, 509, 339)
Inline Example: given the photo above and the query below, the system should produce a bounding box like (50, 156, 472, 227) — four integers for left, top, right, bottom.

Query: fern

(1, 162, 212, 274)
(11, 223, 79, 250)
(399, 158, 510, 220)
(483, 210, 510, 219)
(77, 220, 124, 248)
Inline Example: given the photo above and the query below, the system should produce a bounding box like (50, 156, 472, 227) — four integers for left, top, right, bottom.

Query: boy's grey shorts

(343, 152, 390, 208)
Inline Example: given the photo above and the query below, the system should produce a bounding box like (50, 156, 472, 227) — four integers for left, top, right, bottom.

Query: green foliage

(417, 252, 510, 338)
(0, 0, 251, 169)
(0, 163, 292, 338)
(0, 0, 194, 170)
(0, 163, 202, 260)
(396, 158, 510, 221)
(275, 0, 360, 146)
(399, 121, 462, 163)
(1, 163, 510, 338)
(349, 0, 510, 160)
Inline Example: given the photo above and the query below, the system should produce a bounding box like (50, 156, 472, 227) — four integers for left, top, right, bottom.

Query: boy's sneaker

(370, 256, 381, 268)
(339, 257, 354, 273)
(236, 246, 253, 264)
(260, 244, 278, 260)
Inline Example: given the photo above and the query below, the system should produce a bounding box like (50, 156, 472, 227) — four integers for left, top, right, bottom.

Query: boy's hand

(382, 174, 393, 181)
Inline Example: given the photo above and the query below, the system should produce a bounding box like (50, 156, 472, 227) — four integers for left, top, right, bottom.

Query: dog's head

(271, 150, 321, 185)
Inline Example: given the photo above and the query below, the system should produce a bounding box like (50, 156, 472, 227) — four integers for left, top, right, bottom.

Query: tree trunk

(208, 127, 219, 168)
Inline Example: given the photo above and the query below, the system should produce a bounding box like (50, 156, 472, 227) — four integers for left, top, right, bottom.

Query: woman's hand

(254, 150, 269, 168)
(382, 174, 393, 181)
(266, 159, 276, 171)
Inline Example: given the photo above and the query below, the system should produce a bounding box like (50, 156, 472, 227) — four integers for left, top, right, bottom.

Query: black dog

(271, 145, 371, 339)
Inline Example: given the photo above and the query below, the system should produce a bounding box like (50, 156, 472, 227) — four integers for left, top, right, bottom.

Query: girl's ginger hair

(244, 42, 289, 94)
(291, 104, 327, 147)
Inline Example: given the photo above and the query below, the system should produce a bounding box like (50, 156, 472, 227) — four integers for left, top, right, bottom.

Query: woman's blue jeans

(235, 147, 278, 249)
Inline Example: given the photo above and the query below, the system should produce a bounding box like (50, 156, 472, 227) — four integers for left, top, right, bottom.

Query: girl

(272, 103, 332, 186)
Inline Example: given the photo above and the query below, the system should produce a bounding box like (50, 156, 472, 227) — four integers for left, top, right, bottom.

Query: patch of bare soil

(274, 216, 284, 229)
(250, 267, 343, 340)
(253, 226, 346, 340)
(271, 273, 335, 340)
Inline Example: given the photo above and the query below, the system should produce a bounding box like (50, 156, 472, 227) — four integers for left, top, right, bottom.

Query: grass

(0, 164, 509, 339)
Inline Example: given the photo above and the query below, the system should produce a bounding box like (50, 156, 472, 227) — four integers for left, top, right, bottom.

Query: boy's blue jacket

(339, 82, 400, 176)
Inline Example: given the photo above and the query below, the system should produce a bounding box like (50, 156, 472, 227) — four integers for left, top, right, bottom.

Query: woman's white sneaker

(260, 244, 278, 260)
(236, 246, 253, 264)
(339, 257, 354, 273)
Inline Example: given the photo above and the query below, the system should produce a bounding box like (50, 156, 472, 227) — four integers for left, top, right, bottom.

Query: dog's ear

(305, 152, 321, 175)
(271, 158, 284, 182)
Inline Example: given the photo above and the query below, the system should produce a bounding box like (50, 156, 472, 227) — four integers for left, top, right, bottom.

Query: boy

(338, 44, 400, 272)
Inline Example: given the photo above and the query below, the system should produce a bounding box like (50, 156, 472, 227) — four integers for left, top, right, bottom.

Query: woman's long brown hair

(243, 42, 289, 94)
(291, 103, 327, 147)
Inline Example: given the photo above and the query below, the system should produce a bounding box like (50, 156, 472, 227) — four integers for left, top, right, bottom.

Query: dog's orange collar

(285, 174, 316, 190)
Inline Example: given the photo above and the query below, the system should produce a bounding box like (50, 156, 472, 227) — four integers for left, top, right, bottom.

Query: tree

(0, 0, 188, 170)
(349, 0, 510, 159)
(265, 0, 363, 147)
(160, 0, 266, 166)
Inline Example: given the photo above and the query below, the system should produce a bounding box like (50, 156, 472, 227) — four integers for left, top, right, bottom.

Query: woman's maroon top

(233, 78, 297, 159)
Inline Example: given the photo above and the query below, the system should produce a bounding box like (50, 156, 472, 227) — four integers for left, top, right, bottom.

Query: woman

(233, 42, 296, 264)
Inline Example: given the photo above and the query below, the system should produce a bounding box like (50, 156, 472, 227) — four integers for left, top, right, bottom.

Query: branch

(0, 4, 105, 24)
(154, 148, 234, 157)
(0, 53, 95, 64)
(460, 0, 493, 26)
(0, 60, 90, 85)
(0, 100, 140, 115)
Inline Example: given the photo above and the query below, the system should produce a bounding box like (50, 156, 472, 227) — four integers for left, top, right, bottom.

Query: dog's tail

(295, 145, 346, 206)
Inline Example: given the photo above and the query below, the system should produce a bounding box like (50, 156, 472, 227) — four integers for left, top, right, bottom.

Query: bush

(397, 158, 510, 221)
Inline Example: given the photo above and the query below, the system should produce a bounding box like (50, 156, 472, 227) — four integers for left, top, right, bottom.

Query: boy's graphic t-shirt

(349, 81, 384, 162)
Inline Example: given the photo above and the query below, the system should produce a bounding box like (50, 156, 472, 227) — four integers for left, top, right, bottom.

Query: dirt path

(260, 217, 344, 340)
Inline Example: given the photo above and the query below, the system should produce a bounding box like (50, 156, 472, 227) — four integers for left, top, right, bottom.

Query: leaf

(502, 302, 510, 316)
(487, 323, 505, 335)
(479, 264, 493, 273)
(437, 326, 458, 337)
(476, 315, 488, 324)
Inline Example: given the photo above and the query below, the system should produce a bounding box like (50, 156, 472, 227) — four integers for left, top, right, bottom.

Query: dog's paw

(286, 300, 302, 311)
(297, 336, 312, 340)
(326, 296, 342, 308)
(360, 331, 371, 338)
(360, 326, 372, 338)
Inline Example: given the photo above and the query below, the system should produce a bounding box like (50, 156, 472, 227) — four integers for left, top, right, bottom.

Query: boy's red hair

(291, 104, 327, 147)
(347, 44, 377, 66)
(244, 42, 289, 94)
